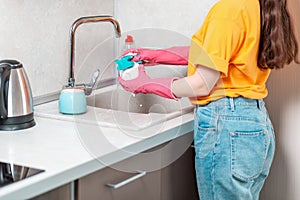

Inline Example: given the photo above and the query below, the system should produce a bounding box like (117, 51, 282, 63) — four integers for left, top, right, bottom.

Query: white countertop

(0, 95, 194, 199)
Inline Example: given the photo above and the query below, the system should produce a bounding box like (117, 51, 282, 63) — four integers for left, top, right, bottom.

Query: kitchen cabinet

(30, 183, 71, 200)
(161, 140, 198, 199)
(75, 132, 199, 200)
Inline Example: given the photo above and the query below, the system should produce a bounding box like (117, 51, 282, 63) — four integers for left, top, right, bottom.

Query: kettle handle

(0, 64, 11, 120)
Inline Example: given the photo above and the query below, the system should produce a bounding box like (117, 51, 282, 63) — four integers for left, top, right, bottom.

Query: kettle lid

(0, 60, 22, 69)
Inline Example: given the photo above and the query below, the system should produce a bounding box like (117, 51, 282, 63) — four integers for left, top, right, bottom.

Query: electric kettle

(0, 60, 35, 131)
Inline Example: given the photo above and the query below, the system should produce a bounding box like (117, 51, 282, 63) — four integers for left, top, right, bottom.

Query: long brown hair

(258, 0, 299, 69)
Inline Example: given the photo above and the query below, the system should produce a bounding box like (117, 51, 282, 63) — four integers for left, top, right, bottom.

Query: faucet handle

(89, 69, 100, 88)
(83, 69, 100, 95)
(72, 69, 100, 95)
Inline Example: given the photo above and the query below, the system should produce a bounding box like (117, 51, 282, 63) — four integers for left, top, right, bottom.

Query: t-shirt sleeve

(189, 18, 244, 77)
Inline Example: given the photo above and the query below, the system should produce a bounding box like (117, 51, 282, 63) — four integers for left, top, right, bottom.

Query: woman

(118, 0, 298, 199)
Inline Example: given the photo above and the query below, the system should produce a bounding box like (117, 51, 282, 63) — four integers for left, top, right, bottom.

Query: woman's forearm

(172, 65, 220, 98)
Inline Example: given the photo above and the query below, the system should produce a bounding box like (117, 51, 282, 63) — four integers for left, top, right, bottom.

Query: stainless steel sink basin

(83, 86, 193, 130)
(86, 87, 189, 114)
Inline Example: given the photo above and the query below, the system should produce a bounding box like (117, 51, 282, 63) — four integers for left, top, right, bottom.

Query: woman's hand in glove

(118, 64, 178, 100)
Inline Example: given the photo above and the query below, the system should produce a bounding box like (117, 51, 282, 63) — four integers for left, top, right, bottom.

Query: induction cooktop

(0, 162, 44, 188)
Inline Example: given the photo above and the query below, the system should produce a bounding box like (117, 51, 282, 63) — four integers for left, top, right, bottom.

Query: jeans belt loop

(256, 99, 261, 110)
(229, 97, 235, 112)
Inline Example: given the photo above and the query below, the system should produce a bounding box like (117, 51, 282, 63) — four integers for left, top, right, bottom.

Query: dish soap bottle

(117, 35, 140, 80)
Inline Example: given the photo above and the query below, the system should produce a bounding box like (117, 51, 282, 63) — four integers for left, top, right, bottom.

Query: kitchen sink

(0, 162, 44, 188)
(86, 87, 190, 114)
(85, 86, 194, 130)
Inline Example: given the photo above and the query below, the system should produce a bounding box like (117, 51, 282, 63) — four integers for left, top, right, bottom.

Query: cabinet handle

(106, 170, 146, 189)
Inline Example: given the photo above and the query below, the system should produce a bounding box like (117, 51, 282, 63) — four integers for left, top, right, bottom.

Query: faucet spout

(68, 15, 121, 88)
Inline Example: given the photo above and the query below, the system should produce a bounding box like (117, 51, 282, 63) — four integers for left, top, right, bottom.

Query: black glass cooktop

(0, 162, 44, 188)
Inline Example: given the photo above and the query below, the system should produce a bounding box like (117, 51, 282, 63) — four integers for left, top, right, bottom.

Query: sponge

(115, 55, 136, 71)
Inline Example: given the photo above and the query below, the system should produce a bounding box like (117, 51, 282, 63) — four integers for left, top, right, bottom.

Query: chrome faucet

(67, 15, 121, 95)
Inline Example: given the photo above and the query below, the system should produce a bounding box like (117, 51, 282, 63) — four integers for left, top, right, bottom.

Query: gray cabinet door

(76, 132, 198, 200)
(30, 183, 71, 200)
(161, 145, 199, 200)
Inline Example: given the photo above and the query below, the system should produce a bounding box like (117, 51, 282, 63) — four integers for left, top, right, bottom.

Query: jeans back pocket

(230, 130, 268, 182)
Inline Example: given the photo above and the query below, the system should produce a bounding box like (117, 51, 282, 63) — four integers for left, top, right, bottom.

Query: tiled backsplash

(0, 0, 115, 97)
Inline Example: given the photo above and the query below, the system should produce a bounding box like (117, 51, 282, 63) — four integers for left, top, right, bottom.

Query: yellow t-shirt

(188, 0, 271, 105)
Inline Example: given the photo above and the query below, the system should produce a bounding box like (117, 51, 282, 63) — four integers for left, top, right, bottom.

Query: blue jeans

(194, 97, 275, 200)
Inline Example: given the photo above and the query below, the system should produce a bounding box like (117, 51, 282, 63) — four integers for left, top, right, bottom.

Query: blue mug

(59, 88, 86, 114)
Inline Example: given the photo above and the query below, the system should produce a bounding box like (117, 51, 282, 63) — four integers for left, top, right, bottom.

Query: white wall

(0, 0, 115, 97)
(116, 0, 300, 199)
(117, 0, 196, 36)
(115, 0, 218, 48)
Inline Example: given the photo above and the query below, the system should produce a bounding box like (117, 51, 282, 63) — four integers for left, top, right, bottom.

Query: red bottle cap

(125, 35, 133, 43)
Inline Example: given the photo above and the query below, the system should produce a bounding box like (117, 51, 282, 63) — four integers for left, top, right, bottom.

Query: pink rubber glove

(118, 64, 178, 100)
(122, 46, 189, 65)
